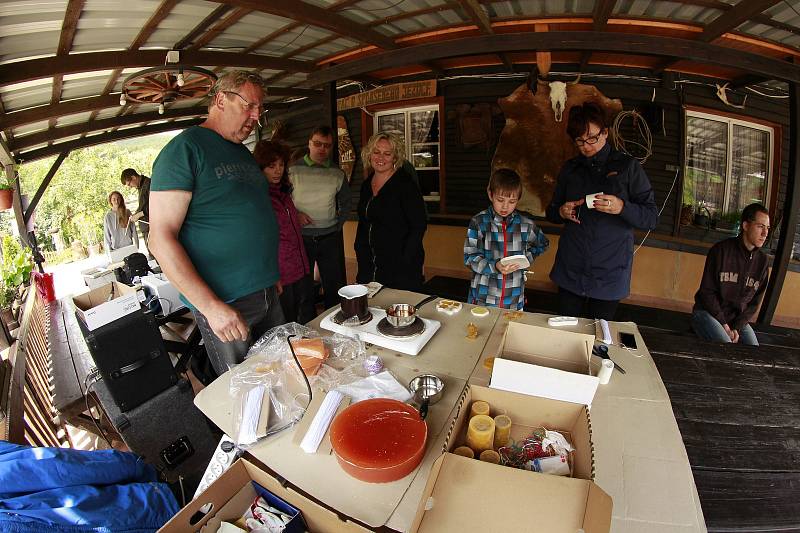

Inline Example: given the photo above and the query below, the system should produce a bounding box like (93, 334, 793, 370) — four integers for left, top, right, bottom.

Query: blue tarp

(0, 440, 179, 532)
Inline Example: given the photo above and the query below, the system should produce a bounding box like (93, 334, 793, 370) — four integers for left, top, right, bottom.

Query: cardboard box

(410, 385, 612, 533)
(107, 243, 138, 263)
(490, 321, 599, 405)
(160, 459, 370, 533)
(72, 281, 141, 331)
(81, 267, 116, 290)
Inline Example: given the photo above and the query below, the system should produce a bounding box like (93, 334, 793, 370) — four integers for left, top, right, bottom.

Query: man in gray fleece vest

(289, 125, 351, 309)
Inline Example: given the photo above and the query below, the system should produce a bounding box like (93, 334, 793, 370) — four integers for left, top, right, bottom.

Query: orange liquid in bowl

(330, 398, 428, 483)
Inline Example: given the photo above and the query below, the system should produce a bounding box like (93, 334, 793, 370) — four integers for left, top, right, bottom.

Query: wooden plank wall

(266, 105, 364, 217)
(267, 73, 797, 257)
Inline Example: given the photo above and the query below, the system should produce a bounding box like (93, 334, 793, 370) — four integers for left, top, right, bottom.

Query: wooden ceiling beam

(9, 107, 208, 152)
(56, 0, 85, 57)
(173, 4, 234, 50)
(1, 95, 122, 130)
(458, 0, 513, 70)
(0, 136, 14, 167)
(188, 7, 252, 50)
(266, 87, 322, 97)
(15, 119, 205, 163)
(49, 0, 86, 131)
(84, 0, 180, 128)
(654, 0, 782, 75)
(729, 74, 770, 89)
(306, 31, 800, 85)
(699, 0, 783, 42)
(0, 50, 313, 86)
(460, 0, 492, 34)
(243, 22, 301, 54)
(222, 0, 398, 50)
(131, 0, 180, 49)
(580, 0, 617, 72)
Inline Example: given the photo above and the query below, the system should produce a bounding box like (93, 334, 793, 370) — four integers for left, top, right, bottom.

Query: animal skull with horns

(539, 74, 581, 122)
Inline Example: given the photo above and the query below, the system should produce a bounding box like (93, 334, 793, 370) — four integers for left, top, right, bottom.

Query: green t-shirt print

(151, 126, 279, 307)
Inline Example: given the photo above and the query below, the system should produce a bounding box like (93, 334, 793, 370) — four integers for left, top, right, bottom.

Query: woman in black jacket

(546, 103, 658, 320)
(355, 132, 427, 291)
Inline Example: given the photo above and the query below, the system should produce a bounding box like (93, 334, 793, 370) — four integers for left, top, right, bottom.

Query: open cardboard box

(71, 281, 142, 330)
(490, 321, 600, 405)
(410, 385, 612, 533)
(160, 459, 370, 533)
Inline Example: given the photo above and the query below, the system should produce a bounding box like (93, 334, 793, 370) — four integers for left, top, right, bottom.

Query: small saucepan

(386, 303, 417, 328)
(408, 374, 444, 420)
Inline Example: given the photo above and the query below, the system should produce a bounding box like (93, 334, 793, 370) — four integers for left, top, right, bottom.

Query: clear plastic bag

(229, 323, 368, 448)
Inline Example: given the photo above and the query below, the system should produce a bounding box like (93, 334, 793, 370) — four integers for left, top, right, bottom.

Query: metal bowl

(408, 374, 445, 406)
(386, 303, 417, 328)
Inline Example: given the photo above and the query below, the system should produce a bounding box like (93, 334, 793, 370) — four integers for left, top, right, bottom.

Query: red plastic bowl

(330, 398, 428, 483)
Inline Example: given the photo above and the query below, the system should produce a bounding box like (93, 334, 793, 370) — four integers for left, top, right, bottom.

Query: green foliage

(16, 133, 174, 264)
(0, 235, 33, 309)
(0, 174, 13, 191)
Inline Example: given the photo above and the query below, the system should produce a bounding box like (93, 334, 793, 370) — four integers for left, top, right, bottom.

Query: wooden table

(193, 289, 707, 532)
(644, 329, 800, 532)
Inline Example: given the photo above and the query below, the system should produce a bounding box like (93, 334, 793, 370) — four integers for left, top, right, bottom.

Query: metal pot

(408, 374, 444, 420)
(386, 303, 417, 328)
(338, 284, 369, 320)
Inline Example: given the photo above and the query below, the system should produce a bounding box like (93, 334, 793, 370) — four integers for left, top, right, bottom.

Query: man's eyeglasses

(574, 131, 605, 146)
(311, 140, 333, 149)
(224, 91, 264, 115)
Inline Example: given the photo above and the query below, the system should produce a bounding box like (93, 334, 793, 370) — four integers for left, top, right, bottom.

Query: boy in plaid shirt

(464, 169, 549, 310)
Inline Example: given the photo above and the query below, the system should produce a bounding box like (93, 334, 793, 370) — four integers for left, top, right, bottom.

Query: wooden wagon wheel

(122, 66, 216, 105)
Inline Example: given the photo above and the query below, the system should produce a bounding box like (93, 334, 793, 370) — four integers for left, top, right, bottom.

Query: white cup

(597, 359, 614, 384)
(585, 192, 604, 209)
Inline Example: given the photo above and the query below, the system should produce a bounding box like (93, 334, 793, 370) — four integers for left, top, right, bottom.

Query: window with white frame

(374, 104, 440, 198)
(684, 110, 773, 221)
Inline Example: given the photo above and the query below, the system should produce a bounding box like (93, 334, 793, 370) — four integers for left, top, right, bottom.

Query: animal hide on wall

(491, 81, 623, 216)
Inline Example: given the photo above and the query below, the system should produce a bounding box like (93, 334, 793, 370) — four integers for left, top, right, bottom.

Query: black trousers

(557, 287, 619, 321)
(303, 231, 346, 310)
(279, 275, 316, 325)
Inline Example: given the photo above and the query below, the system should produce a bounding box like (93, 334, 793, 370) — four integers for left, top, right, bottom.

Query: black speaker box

(93, 378, 219, 491)
(77, 309, 177, 411)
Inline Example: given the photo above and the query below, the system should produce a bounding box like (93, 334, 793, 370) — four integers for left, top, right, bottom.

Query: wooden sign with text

(337, 80, 437, 111)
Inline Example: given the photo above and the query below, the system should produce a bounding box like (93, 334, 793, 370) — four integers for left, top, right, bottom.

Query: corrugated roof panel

(61, 79, 107, 100)
(278, 73, 308, 85)
(738, 2, 800, 48)
(252, 25, 333, 56)
(0, 83, 53, 112)
(209, 11, 298, 52)
(291, 37, 359, 61)
(70, 0, 149, 52)
(0, 0, 64, 62)
(94, 107, 123, 120)
(14, 121, 51, 137)
(141, 0, 221, 49)
(56, 111, 95, 126)
(383, 8, 465, 35)
(341, 0, 450, 25)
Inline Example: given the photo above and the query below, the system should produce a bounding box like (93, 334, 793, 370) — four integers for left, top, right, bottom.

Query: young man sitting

(691, 203, 770, 346)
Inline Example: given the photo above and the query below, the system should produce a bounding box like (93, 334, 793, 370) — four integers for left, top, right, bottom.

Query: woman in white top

(103, 191, 139, 252)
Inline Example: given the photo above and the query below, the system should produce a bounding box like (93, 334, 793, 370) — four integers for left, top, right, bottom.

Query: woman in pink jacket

(254, 140, 316, 324)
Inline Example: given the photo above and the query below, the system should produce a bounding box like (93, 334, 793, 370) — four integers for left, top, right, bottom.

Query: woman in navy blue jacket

(546, 103, 658, 320)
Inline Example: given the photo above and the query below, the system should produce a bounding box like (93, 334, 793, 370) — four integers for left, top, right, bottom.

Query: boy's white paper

(499, 254, 530, 269)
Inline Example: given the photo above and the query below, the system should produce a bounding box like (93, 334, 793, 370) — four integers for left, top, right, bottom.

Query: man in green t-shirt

(149, 70, 283, 375)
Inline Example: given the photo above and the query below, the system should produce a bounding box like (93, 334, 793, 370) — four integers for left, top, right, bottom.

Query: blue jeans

(193, 286, 285, 375)
(691, 309, 759, 346)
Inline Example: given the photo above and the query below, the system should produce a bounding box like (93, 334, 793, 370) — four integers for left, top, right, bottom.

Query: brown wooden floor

(423, 276, 800, 533)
